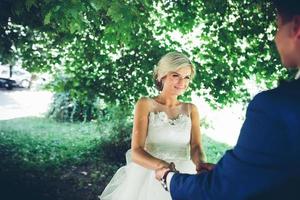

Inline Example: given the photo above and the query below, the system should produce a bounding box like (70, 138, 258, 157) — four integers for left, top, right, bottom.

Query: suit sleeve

(170, 91, 290, 200)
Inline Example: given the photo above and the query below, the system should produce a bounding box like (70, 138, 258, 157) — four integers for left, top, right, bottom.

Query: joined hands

(155, 162, 178, 181)
(196, 162, 215, 174)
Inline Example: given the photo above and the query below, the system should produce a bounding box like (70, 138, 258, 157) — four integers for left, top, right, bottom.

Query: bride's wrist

(196, 160, 205, 164)
(156, 160, 169, 169)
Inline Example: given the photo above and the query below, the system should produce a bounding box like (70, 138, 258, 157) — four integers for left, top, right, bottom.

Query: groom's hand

(196, 162, 215, 173)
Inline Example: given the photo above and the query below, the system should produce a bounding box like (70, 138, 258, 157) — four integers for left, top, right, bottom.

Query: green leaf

(44, 12, 52, 25)
(69, 22, 80, 33)
(25, 0, 36, 11)
(90, 0, 104, 11)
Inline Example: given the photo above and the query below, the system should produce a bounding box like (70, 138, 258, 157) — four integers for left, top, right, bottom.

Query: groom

(156, 0, 300, 199)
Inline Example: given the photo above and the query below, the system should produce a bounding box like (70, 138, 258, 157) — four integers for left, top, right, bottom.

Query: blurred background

(0, 0, 298, 200)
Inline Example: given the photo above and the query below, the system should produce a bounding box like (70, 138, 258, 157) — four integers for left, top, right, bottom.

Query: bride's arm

(190, 104, 206, 166)
(131, 97, 169, 170)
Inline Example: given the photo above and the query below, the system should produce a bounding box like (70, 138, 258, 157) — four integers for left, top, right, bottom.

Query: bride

(100, 52, 209, 200)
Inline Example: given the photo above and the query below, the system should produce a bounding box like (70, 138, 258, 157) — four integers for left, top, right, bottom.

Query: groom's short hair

(272, 0, 300, 22)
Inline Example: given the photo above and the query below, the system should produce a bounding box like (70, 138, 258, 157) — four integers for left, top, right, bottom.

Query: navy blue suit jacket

(170, 79, 300, 200)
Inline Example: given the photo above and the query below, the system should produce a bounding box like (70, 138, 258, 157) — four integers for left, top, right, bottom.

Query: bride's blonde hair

(153, 52, 195, 91)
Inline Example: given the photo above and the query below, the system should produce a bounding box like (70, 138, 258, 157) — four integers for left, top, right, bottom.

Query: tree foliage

(0, 0, 293, 113)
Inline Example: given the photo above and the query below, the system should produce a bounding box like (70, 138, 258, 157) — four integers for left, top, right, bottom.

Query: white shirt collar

(295, 69, 300, 80)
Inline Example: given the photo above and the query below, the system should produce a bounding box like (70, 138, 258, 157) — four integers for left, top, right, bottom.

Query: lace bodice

(144, 98, 192, 161)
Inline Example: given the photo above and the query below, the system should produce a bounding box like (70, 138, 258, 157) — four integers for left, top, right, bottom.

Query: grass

(203, 135, 231, 164)
(0, 117, 100, 169)
(0, 117, 231, 200)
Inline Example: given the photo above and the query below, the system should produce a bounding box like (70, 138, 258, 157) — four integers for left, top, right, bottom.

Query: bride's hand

(157, 160, 170, 169)
(157, 160, 179, 172)
(155, 166, 170, 181)
(155, 162, 179, 181)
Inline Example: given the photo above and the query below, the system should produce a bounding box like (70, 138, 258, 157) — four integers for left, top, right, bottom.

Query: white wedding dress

(100, 99, 196, 200)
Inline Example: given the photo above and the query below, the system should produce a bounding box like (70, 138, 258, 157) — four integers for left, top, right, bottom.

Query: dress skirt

(100, 151, 196, 200)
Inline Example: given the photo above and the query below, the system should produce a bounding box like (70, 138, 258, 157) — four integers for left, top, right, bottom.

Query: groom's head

(272, 0, 300, 23)
(272, 0, 300, 68)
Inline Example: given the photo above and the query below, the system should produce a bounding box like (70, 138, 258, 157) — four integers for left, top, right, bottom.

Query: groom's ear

(293, 16, 300, 40)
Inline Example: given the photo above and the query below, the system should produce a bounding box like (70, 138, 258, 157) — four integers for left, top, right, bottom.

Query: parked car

(0, 66, 32, 88)
(0, 78, 17, 90)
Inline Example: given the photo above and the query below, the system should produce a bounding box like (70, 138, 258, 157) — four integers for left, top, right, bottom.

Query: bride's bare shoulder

(135, 97, 153, 111)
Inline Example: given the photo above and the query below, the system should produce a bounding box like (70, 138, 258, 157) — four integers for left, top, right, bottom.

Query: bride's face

(161, 66, 192, 95)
